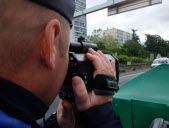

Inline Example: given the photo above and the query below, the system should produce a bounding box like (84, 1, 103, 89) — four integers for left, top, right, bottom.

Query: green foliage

(122, 40, 142, 57)
(97, 41, 105, 50)
(118, 55, 146, 64)
(118, 48, 128, 55)
(88, 29, 169, 65)
(121, 40, 150, 59)
(138, 49, 150, 59)
(144, 34, 169, 56)
(118, 55, 131, 64)
(102, 35, 120, 49)
(131, 29, 140, 43)
(105, 47, 120, 54)
(130, 57, 145, 63)
(88, 29, 120, 52)
(88, 29, 103, 45)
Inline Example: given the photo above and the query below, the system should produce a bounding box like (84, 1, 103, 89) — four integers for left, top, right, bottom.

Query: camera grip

(111, 54, 119, 82)
(93, 74, 119, 96)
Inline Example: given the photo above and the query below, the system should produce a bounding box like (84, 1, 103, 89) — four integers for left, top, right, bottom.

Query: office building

(104, 28, 132, 45)
(71, 0, 87, 42)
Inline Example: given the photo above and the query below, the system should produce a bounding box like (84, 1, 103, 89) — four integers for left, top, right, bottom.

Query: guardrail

(119, 63, 151, 72)
(119, 62, 151, 67)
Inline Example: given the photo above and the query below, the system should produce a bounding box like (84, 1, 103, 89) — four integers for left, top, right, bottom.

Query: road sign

(108, 0, 162, 16)
(74, 0, 126, 18)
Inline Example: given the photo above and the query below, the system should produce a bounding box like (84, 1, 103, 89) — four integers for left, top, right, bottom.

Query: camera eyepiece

(70, 42, 98, 53)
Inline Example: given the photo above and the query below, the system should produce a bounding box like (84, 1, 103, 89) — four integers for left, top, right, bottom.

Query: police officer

(0, 0, 123, 128)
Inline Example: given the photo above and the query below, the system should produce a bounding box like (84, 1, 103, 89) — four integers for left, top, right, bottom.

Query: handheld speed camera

(59, 41, 119, 101)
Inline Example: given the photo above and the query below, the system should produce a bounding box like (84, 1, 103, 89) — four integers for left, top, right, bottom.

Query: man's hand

(72, 48, 116, 111)
(57, 100, 75, 128)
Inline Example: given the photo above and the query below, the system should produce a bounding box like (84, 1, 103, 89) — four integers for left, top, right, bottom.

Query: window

(74, 27, 79, 31)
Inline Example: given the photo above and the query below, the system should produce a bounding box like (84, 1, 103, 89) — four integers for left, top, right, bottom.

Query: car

(151, 57, 169, 68)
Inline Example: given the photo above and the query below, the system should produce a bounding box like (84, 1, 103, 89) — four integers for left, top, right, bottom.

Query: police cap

(30, 0, 75, 24)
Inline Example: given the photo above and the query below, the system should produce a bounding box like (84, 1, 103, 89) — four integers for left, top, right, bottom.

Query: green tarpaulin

(113, 64, 169, 128)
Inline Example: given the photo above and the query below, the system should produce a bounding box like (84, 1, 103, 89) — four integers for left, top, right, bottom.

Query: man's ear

(40, 19, 61, 69)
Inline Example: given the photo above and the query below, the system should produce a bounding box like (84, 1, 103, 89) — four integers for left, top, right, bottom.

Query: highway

(119, 69, 149, 85)
(44, 69, 150, 119)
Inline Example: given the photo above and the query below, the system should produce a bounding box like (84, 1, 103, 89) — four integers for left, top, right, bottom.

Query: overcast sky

(86, 0, 169, 43)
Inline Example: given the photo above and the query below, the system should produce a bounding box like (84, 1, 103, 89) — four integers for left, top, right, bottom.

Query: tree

(138, 46, 150, 59)
(88, 29, 102, 44)
(131, 29, 140, 43)
(88, 29, 121, 52)
(144, 34, 168, 56)
(122, 40, 142, 57)
(102, 35, 120, 49)
(96, 41, 106, 50)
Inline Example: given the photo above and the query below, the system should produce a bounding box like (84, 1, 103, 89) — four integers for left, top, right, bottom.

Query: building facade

(71, 0, 87, 42)
(103, 28, 132, 45)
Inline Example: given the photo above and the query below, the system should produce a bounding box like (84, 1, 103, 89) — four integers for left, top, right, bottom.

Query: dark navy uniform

(0, 77, 123, 128)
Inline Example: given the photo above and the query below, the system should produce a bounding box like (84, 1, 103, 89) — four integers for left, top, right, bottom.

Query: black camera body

(59, 41, 119, 101)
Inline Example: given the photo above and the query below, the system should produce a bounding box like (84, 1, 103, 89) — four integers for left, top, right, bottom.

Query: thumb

(57, 100, 73, 117)
(57, 100, 75, 128)
(62, 100, 73, 115)
(72, 76, 90, 111)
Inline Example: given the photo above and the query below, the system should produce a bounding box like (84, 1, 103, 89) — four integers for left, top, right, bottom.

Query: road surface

(119, 68, 149, 85)
(44, 69, 150, 118)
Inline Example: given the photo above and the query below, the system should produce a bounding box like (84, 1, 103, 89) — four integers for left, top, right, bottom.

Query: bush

(106, 48, 116, 53)
(102, 50, 111, 54)
(101, 48, 119, 54)
(118, 55, 131, 64)
(144, 58, 152, 63)
(130, 57, 145, 63)
(118, 55, 148, 64)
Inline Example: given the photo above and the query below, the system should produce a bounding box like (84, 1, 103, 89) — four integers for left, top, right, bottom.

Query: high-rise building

(71, 0, 87, 42)
(104, 28, 132, 45)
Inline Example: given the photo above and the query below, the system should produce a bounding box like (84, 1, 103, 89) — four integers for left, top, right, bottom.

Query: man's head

(0, 0, 75, 105)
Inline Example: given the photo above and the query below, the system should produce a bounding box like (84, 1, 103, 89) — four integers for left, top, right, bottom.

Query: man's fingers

(88, 48, 98, 55)
(97, 50, 110, 64)
(86, 53, 102, 70)
(57, 101, 63, 115)
(88, 48, 107, 64)
(62, 100, 73, 111)
(57, 100, 73, 117)
(57, 101, 75, 128)
(72, 76, 90, 111)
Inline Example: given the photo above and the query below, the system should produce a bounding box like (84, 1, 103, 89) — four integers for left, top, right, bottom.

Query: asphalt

(119, 68, 150, 85)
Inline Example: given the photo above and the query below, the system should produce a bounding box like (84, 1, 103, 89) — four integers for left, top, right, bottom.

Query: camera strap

(93, 74, 119, 96)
